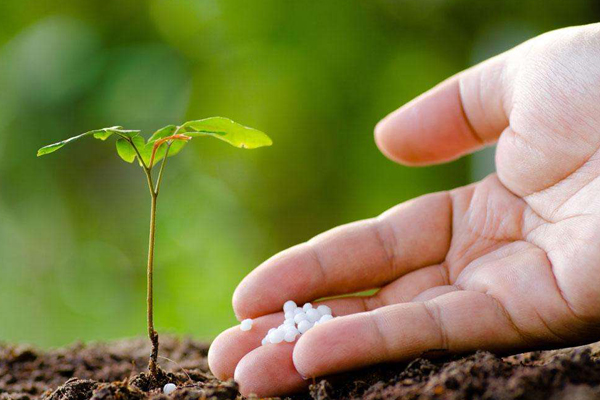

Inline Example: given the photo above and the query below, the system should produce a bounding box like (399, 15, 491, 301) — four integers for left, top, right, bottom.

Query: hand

(208, 24, 600, 397)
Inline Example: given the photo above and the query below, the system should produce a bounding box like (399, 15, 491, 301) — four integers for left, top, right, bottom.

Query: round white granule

(240, 319, 253, 331)
(284, 311, 295, 319)
(268, 328, 276, 334)
(294, 312, 308, 324)
(285, 325, 300, 334)
(284, 329, 299, 342)
(317, 305, 332, 316)
(302, 303, 313, 311)
(283, 300, 297, 313)
(269, 329, 285, 344)
(284, 318, 295, 326)
(306, 308, 320, 323)
(163, 383, 177, 395)
(261, 337, 268, 346)
(294, 308, 304, 315)
(297, 320, 313, 334)
(319, 314, 333, 323)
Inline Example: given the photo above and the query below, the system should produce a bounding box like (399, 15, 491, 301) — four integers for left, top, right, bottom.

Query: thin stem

(123, 136, 160, 377)
(125, 137, 154, 194)
(142, 168, 154, 196)
(123, 133, 185, 379)
(126, 136, 150, 170)
(147, 192, 159, 378)
(154, 143, 172, 196)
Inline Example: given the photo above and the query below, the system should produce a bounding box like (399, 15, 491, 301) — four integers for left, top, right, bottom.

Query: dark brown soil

(1, 337, 600, 400)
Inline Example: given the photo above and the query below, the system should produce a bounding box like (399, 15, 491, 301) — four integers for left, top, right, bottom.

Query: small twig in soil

(158, 356, 193, 382)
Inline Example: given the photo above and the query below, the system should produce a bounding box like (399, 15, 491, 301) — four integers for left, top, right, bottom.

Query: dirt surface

(1, 337, 600, 400)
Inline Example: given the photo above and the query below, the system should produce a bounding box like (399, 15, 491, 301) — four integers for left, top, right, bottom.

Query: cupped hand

(208, 24, 600, 397)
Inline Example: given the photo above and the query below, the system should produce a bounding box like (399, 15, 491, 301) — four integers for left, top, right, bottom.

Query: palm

(436, 175, 599, 349)
(208, 24, 600, 397)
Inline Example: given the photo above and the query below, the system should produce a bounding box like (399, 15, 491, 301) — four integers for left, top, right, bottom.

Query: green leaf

(148, 125, 178, 143)
(142, 138, 187, 167)
(115, 129, 141, 138)
(93, 126, 140, 140)
(92, 130, 115, 141)
(138, 142, 153, 166)
(165, 139, 187, 158)
(37, 126, 141, 156)
(145, 124, 190, 166)
(115, 136, 145, 163)
(181, 117, 272, 149)
(37, 131, 92, 156)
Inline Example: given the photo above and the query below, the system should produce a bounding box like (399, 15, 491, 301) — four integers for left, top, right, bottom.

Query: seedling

(37, 117, 272, 379)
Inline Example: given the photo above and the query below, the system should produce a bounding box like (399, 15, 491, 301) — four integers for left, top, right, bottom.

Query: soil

(1, 337, 600, 400)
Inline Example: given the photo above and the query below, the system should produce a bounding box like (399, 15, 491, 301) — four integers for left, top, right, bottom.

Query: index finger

(233, 191, 452, 319)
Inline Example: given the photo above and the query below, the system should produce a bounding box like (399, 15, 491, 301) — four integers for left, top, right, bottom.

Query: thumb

(374, 44, 512, 166)
(375, 24, 600, 201)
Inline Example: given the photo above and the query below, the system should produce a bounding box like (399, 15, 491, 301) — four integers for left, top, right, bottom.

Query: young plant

(37, 117, 272, 379)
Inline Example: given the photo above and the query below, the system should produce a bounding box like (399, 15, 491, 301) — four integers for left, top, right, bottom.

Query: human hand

(208, 23, 600, 397)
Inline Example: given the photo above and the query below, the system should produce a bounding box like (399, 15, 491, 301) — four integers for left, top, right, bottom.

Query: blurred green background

(0, 0, 598, 348)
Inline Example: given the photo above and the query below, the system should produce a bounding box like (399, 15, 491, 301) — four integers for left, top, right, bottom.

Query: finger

(218, 263, 452, 380)
(226, 267, 452, 396)
(231, 296, 384, 397)
(209, 298, 370, 381)
(234, 343, 306, 397)
(374, 264, 449, 305)
(208, 312, 284, 380)
(375, 51, 510, 166)
(293, 290, 528, 378)
(233, 191, 452, 319)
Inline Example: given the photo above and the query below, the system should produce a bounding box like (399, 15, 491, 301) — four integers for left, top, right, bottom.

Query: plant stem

(147, 191, 159, 378)
(147, 146, 173, 374)
(125, 135, 178, 379)
(126, 136, 161, 378)
(154, 143, 172, 196)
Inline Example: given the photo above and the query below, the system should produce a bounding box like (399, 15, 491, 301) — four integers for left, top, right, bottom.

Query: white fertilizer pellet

(317, 305, 332, 316)
(163, 383, 177, 395)
(284, 330, 298, 342)
(269, 328, 285, 343)
(285, 325, 299, 334)
(306, 308, 320, 323)
(257, 301, 337, 346)
(294, 312, 308, 324)
(240, 318, 253, 331)
(283, 300, 297, 312)
(319, 314, 333, 323)
(297, 319, 313, 334)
